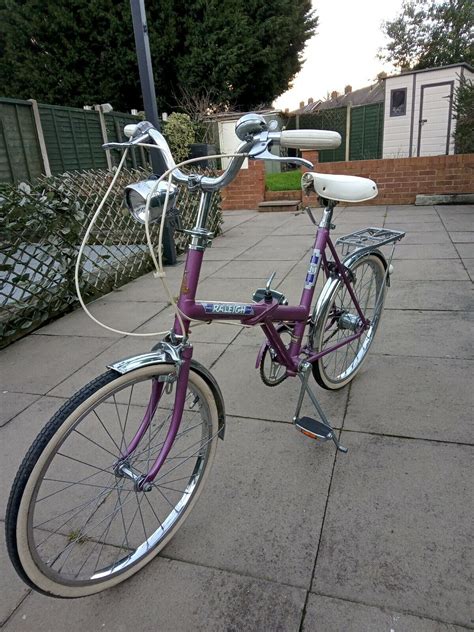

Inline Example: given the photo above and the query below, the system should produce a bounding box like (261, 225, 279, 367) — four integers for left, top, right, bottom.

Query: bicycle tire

(6, 364, 219, 598)
(310, 252, 386, 390)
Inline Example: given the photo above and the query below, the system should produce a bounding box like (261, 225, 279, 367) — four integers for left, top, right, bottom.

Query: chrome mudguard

(108, 351, 226, 440)
(309, 248, 388, 348)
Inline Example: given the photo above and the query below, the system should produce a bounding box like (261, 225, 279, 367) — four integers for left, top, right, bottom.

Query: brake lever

(250, 148, 313, 169)
(248, 137, 313, 169)
(102, 142, 133, 150)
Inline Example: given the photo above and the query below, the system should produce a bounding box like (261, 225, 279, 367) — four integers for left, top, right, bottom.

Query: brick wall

(220, 159, 265, 210)
(220, 153, 473, 210)
(301, 152, 474, 205)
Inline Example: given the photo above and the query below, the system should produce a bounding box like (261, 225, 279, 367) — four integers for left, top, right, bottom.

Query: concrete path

(1, 204, 473, 631)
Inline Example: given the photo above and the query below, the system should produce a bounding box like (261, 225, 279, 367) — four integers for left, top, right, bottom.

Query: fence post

(28, 99, 52, 176)
(95, 105, 113, 170)
(345, 104, 351, 162)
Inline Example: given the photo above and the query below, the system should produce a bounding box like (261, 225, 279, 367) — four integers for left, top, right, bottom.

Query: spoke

(93, 410, 122, 455)
(73, 428, 118, 460)
(113, 394, 126, 455)
(56, 452, 114, 475)
(37, 469, 112, 502)
(143, 492, 164, 530)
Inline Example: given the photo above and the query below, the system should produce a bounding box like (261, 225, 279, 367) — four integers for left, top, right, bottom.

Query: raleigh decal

(203, 303, 254, 316)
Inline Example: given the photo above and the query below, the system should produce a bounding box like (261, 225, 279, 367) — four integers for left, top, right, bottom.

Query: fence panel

(0, 98, 44, 183)
(349, 103, 384, 161)
(286, 108, 347, 162)
(38, 104, 108, 174)
(104, 111, 149, 169)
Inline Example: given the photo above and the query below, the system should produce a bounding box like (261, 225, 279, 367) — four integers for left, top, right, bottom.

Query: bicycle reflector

(124, 180, 178, 224)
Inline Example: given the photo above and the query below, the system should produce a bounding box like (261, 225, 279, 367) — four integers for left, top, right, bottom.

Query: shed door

(417, 82, 454, 157)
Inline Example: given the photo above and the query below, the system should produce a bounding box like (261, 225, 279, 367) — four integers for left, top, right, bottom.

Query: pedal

(295, 417, 348, 453)
(296, 417, 332, 441)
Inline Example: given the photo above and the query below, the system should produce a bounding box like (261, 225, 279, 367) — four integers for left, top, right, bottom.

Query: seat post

(318, 200, 337, 230)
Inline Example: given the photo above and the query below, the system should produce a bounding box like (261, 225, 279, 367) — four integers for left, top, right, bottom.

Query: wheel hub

(114, 461, 152, 492)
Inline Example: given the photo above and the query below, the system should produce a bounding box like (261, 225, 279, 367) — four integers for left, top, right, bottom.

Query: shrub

(163, 113, 196, 163)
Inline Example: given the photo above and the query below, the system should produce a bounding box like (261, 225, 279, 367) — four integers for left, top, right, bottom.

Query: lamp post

(130, 0, 177, 264)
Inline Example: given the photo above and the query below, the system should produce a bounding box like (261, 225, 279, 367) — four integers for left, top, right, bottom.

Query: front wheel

(310, 252, 386, 390)
(6, 364, 220, 598)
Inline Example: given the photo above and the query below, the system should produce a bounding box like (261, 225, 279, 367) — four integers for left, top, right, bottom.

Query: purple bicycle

(6, 115, 405, 597)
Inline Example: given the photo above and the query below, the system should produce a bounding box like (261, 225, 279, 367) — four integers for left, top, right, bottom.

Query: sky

(273, 0, 405, 111)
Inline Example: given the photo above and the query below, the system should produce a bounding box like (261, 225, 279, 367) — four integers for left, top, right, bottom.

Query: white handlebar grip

(124, 124, 138, 139)
(280, 129, 341, 150)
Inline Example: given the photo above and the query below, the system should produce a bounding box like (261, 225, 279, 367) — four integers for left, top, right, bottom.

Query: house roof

(316, 82, 385, 110)
(290, 100, 323, 115)
(288, 82, 384, 115)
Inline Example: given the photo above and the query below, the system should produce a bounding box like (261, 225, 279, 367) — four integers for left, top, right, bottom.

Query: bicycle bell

(235, 113, 268, 140)
(125, 179, 178, 224)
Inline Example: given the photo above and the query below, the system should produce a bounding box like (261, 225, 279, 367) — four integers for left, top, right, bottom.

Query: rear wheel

(310, 253, 386, 390)
(6, 364, 219, 598)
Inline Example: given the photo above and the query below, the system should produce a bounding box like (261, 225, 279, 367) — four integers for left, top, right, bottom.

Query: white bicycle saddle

(303, 172, 378, 203)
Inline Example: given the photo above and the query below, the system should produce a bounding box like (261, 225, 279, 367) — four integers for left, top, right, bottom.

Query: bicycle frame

(173, 195, 368, 376)
(125, 193, 370, 488)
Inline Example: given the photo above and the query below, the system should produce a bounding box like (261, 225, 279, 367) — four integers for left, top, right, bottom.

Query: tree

(453, 75, 474, 154)
(0, 0, 317, 112)
(380, 0, 473, 71)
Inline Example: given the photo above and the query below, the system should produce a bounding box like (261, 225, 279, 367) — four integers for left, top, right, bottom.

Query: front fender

(107, 352, 226, 440)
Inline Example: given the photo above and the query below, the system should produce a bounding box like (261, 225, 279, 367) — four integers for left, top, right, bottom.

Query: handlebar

(103, 116, 342, 193)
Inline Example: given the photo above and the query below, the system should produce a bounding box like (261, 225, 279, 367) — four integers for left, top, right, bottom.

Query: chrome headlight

(124, 180, 178, 224)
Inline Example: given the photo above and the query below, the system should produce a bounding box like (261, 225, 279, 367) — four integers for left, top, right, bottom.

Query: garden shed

(382, 63, 473, 158)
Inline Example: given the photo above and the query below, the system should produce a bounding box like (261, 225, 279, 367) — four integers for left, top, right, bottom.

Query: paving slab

(385, 221, 445, 232)
(463, 259, 474, 281)
(438, 216, 474, 232)
(0, 334, 113, 394)
(386, 259, 469, 281)
(312, 433, 473, 627)
(0, 528, 30, 627)
(237, 235, 312, 261)
(212, 259, 296, 280)
(3, 557, 306, 632)
(0, 392, 41, 427)
(455, 243, 474, 259)
(385, 280, 473, 311)
(373, 310, 473, 359)
(391, 243, 459, 259)
(49, 338, 228, 398)
(0, 396, 67, 516)
(397, 231, 452, 245)
(33, 299, 164, 338)
(164, 416, 334, 588)
(302, 594, 470, 632)
(209, 344, 348, 425)
(346, 355, 474, 443)
(449, 231, 474, 243)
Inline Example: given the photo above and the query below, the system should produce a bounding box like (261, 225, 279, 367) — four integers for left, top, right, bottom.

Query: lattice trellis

(0, 168, 222, 347)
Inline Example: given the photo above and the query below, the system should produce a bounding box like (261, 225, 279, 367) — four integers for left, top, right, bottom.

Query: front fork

(115, 344, 193, 491)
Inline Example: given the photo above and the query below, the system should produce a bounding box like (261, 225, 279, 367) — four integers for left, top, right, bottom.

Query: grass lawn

(265, 170, 302, 191)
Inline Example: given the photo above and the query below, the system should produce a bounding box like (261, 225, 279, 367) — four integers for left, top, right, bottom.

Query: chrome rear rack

(336, 227, 405, 255)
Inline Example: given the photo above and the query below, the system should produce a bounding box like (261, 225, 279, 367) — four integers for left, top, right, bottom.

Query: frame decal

(304, 248, 321, 290)
(203, 302, 254, 316)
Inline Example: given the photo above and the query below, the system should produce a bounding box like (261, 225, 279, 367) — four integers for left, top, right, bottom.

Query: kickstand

(293, 362, 348, 453)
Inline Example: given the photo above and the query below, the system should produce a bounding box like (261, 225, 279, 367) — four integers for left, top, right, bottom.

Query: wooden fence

(0, 98, 149, 183)
(286, 102, 384, 163)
